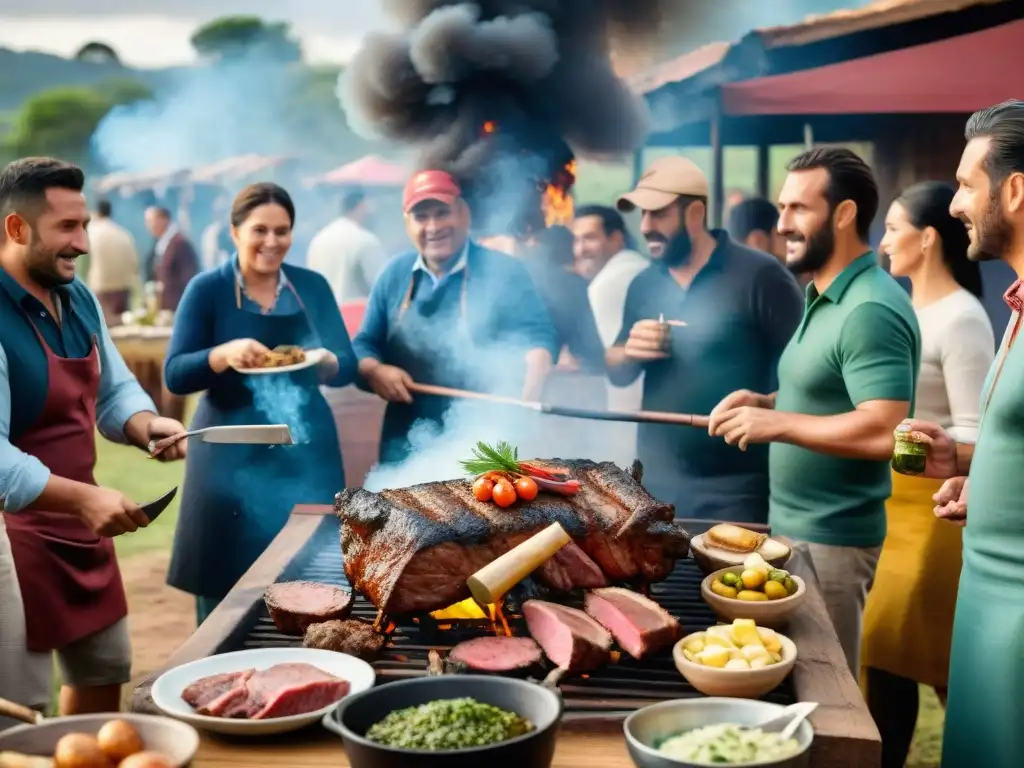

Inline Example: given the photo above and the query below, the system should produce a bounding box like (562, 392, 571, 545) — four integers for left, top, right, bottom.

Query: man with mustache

(354, 170, 558, 463)
(606, 157, 803, 523)
(0, 157, 186, 720)
(896, 100, 1024, 767)
(708, 147, 920, 675)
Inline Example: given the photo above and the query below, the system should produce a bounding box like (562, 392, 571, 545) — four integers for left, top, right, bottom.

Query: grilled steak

(303, 619, 386, 660)
(337, 459, 689, 614)
(584, 587, 681, 660)
(448, 636, 543, 673)
(524, 599, 612, 672)
(183, 663, 349, 719)
(264, 581, 353, 636)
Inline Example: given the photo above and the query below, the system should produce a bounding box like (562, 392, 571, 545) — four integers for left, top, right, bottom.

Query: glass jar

(891, 424, 928, 476)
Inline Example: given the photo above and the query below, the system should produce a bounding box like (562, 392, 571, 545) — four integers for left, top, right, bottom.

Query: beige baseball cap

(616, 156, 710, 213)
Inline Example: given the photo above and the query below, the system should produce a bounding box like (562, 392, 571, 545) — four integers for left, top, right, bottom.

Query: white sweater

(913, 288, 995, 443)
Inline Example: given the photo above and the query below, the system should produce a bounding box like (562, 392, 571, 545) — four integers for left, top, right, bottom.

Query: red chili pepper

(533, 477, 581, 495)
(520, 462, 571, 482)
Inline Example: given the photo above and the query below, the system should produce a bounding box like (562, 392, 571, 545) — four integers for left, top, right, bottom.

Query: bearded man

(605, 156, 803, 523)
(709, 147, 921, 676)
(0, 157, 185, 721)
(898, 100, 1024, 768)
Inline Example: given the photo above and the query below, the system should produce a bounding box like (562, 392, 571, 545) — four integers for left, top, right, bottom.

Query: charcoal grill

(227, 515, 796, 715)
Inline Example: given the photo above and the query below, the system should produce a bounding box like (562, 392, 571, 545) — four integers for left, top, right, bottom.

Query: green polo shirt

(769, 252, 920, 548)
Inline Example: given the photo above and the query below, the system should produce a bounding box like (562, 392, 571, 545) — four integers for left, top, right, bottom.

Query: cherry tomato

(492, 479, 518, 507)
(472, 476, 494, 502)
(514, 476, 538, 501)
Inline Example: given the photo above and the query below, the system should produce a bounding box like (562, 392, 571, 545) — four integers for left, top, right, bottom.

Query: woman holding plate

(163, 182, 357, 624)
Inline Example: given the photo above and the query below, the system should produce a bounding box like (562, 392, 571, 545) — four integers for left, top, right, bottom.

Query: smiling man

(0, 157, 185, 720)
(353, 170, 558, 463)
(605, 156, 803, 523)
(709, 147, 920, 675)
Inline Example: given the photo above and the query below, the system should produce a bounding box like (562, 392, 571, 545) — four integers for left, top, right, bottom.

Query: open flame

(482, 120, 498, 134)
(431, 597, 489, 620)
(543, 159, 576, 227)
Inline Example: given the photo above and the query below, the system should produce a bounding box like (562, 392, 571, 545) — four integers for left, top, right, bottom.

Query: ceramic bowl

(0, 713, 199, 766)
(700, 568, 806, 629)
(624, 697, 812, 767)
(324, 674, 562, 768)
(688, 534, 792, 576)
(672, 631, 797, 699)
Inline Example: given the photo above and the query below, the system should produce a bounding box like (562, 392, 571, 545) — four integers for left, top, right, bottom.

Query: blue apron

(378, 265, 476, 465)
(166, 284, 345, 604)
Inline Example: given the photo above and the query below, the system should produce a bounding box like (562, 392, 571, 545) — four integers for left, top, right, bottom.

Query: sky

(0, 2, 394, 67)
(0, 1, 868, 69)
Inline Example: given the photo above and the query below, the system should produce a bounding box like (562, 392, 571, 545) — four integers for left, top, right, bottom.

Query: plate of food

(150, 646, 375, 736)
(689, 523, 792, 575)
(232, 346, 329, 374)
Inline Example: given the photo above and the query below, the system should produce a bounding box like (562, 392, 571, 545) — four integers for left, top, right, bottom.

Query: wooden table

(110, 326, 185, 422)
(133, 507, 881, 767)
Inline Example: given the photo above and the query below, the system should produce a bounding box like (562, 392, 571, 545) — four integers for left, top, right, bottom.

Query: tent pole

(710, 102, 725, 229)
(803, 122, 815, 149)
(631, 148, 644, 185)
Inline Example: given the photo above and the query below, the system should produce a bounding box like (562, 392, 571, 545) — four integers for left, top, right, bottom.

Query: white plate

(150, 647, 376, 736)
(233, 347, 328, 375)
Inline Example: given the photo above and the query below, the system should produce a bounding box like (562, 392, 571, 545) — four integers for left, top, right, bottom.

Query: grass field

(90, 405, 942, 765)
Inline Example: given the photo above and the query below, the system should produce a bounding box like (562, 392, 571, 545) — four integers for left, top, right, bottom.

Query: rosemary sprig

(460, 440, 521, 477)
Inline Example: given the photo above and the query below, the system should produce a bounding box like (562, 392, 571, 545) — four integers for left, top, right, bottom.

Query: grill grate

(231, 516, 796, 713)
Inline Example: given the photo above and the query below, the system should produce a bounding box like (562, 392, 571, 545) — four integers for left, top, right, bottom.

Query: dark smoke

(341, 0, 685, 174)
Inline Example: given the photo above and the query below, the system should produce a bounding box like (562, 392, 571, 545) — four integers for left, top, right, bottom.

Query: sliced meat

(554, 540, 607, 588)
(181, 669, 253, 710)
(523, 599, 611, 672)
(233, 663, 349, 719)
(584, 587, 681, 660)
(264, 581, 353, 636)
(448, 636, 543, 673)
(303, 619, 387, 660)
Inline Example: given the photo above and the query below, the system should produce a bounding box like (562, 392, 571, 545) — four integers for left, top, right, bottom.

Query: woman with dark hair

(163, 182, 357, 624)
(862, 181, 994, 768)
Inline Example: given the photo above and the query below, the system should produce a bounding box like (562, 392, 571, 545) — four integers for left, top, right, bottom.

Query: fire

(543, 159, 576, 227)
(430, 598, 512, 636)
(431, 597, 489, 621)
(482, 120, 498, 134)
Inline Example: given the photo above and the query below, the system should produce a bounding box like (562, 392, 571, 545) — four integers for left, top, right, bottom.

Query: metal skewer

(407, 382, 710, 429)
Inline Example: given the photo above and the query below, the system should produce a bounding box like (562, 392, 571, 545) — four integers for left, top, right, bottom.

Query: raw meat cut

(181, 669, 253, 715)
(523, 599, 612, 672)
(337, 459, 690, 614)
(303, 619, 387, 660)
(583, 587, 681, 659)
(264, 581, 353, 636)
(181, 663, 349, 719)
(448, 636, 543, 673)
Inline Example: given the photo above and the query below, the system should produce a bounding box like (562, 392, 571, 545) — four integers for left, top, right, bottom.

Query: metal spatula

(147, 424, 293, 458)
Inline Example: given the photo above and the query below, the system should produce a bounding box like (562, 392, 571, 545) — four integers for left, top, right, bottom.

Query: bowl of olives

(700, 554, 806, 629)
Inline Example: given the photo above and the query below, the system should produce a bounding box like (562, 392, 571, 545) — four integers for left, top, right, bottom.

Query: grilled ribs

(335, 459, 690, 615)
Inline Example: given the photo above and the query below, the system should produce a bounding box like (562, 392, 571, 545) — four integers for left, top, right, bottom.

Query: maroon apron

(4, 323, 128, 653)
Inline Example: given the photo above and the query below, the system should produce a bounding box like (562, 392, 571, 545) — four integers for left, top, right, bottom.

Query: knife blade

(139, 487, 177, 521)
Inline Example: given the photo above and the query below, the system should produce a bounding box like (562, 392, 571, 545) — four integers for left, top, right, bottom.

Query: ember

(431, 598, 489, 621)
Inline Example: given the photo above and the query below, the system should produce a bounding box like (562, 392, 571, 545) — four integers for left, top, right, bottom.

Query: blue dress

(163, 260, 357, 621)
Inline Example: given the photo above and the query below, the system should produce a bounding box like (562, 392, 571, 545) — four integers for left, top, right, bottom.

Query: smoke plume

(340, 0, 686, 174)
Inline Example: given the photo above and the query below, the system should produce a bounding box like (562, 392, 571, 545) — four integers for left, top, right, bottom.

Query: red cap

(403, 170, 461, 212)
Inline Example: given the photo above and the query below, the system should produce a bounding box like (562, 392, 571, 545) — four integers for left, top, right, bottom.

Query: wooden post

(710, 101, 725, 228)
(756, 142, 770, 199)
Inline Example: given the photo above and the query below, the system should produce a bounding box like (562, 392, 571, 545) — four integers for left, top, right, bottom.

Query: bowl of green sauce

(624, 697, 812, 767)
(324, 675, 563, 767)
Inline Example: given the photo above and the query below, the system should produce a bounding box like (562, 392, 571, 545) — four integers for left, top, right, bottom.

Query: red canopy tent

(721, 17, 1024, 115)
(315, 156, 410, 186)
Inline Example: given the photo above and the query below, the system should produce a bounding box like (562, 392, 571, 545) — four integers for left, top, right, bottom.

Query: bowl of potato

(672, 619, 797, 699)
(700, 553, 806, 629)
(0, 714, 197, 767)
